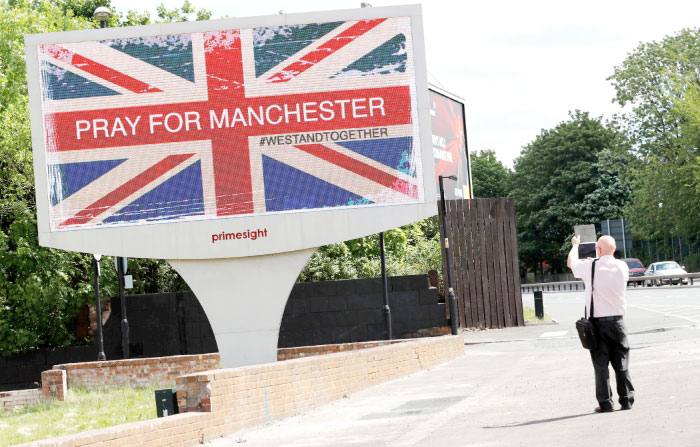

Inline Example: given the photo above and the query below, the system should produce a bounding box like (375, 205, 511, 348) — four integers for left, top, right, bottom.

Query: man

(567, 235, 635, 413)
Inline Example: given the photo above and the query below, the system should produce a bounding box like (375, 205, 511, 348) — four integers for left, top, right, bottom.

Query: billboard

(430, 86, 471, 200)
(26, 6, 435, 259)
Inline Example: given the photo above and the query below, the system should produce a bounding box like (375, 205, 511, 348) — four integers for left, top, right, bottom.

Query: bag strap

(588, 259, 598, 319)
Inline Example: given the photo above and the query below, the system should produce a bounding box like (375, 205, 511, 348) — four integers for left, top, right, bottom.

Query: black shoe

(620, 404, 632, 410)
(594, 406, 614, 413)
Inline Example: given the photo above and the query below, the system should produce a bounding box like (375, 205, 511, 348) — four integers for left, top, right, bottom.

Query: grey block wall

(278, 274, 447, 348)
(1, 275, 445, 390)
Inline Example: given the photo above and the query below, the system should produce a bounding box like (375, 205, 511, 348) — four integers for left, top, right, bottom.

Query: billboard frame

(428, 83, 473, 200)
(26, 4, 435, 260)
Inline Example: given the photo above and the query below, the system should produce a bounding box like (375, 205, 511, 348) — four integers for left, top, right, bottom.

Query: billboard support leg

(168, 248, 316, 368)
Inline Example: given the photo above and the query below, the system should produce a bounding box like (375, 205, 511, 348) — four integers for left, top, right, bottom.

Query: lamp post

(93, 5, 130, 358)
(92, 254, 106, 361)
(93, 6, 111, 28)
(379, 232, 392, 340)
(439, 175, 459, 335)
(116, 257, 130, 358)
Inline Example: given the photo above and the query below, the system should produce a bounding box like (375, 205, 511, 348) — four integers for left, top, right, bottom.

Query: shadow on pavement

(482, 412, 594, 428)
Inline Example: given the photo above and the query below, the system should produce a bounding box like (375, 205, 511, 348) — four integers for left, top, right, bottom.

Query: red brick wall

(23, 336, 464, 447)
(40, 370, 66, 401)
(48, 354, 219, 395)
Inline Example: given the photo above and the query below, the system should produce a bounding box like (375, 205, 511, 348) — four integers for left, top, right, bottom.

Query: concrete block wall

(19, 336, 464, 447)
(0, 389, 42, 411)
(279, 274, 447, 347)
(2, 275, 444, 392)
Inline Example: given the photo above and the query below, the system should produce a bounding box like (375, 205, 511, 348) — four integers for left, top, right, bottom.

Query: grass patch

(523, 306, 553, 324)
(0, 385, 161, 446)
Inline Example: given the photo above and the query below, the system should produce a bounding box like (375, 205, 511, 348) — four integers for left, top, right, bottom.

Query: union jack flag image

(39, 16, 423, 231)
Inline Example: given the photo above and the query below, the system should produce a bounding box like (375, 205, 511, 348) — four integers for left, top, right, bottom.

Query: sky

(111, 0, 700, 167)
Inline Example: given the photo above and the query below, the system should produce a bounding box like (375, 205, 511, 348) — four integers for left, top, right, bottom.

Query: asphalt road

(207, 286, 700, 447)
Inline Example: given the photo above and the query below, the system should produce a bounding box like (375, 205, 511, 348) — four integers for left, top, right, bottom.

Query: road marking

(539, 331, 568, 338)
(630, 304, 700, 323)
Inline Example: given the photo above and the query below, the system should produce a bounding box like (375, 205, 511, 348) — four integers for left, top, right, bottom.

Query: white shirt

(571, 255, 629, 317)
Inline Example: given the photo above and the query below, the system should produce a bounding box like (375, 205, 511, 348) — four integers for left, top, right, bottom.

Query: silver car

(645, 261, 688, 286)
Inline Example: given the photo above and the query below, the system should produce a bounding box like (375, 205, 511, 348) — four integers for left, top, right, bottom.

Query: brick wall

(276, 340, 400, 360)
(41, 370, 66, 401)
(42, 354, 220, 399)
(0, 389, 42, 411)
(20, 336, 464, 447)
(2, 275, 444, 391)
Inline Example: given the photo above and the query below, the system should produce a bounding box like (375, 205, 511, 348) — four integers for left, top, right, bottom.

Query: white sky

(112, 0, 700, 167)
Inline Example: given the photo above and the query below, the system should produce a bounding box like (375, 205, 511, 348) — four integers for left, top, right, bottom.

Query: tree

(297, 218, 442, 283)
(0, 0, 97, 355)
(469, 149, 511, 198)
(0, 0, 205, 356)
(511, 111, 632, 274)
(608, 28, 700, 240)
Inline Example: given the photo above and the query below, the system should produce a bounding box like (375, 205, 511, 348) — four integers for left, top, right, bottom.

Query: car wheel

(655, 279, 662, 286)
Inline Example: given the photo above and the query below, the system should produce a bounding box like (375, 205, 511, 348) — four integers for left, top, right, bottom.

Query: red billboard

(430, 86, 471, 200)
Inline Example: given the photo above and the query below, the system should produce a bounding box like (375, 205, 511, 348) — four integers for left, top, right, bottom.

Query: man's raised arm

(567, 235, 581, 269)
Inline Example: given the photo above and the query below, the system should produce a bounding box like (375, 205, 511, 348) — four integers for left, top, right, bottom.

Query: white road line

(630, 305, 700, 323)
(539, 331, 568, 338)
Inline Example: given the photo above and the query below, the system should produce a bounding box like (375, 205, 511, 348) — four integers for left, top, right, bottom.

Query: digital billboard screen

(26, 6, 435, 259)
(36, 16, 422, 232)
(430, 87, 471, 200)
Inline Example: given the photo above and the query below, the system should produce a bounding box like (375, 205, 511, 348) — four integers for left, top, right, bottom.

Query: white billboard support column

(169, 248, 316, 368)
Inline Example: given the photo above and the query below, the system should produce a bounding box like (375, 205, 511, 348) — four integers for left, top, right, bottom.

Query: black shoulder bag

(575, 259, 598, 350)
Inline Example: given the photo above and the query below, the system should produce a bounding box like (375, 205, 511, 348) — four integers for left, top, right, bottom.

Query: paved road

(207, 286, 700, 447)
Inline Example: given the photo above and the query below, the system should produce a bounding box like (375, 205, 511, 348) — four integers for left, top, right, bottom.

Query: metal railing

(520, 272, 700, 293)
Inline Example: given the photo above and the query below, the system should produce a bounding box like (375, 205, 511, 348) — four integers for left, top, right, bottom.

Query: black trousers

(589, 318, 635, 410)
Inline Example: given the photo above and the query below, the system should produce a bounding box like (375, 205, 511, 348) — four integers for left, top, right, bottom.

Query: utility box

(155, 388, 178, 417)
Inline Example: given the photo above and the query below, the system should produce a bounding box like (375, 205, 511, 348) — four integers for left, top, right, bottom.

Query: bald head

(597, 235, 616, 256)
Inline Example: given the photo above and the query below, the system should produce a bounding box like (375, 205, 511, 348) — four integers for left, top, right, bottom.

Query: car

(623, 258, 646, 286)
(645, 261, 689, 286)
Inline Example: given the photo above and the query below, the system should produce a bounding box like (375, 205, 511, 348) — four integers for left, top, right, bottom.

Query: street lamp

(93, 6, 111, 28)
(92, 254, 106, 361)
(379, 232, 392, 340)
(93, 5, 130, 358)
(439, 175, 459, 335)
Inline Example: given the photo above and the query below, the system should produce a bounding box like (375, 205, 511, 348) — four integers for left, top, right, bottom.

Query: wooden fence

(439, 198, 524, 329)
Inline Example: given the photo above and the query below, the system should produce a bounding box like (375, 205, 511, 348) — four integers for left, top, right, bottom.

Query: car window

(658, 262, 680, 270)
(626, 261, 643, 268)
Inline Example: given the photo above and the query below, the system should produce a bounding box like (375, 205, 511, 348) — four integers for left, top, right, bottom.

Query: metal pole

(621, 218, 627, 258)
(117, 257, 130, 359)
(379, 232, 392, 340)
(439, 176, 459, 335)
(92, 256, 106, 361)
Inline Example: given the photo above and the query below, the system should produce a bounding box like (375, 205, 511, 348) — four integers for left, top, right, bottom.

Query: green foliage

(511, 111, 632, 274)
(609, 28, 700, 240)
(469, 149, 512, 198)
(0, 0, 92, 110)
(0, 0, 97, 356)
(155, 0, 212, 22)
(297, 218, 442, 282)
